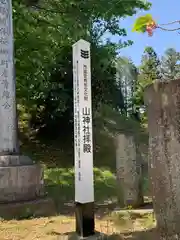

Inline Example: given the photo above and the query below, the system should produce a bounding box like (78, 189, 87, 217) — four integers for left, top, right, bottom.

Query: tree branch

(157, 25, 180, 32)
(30, 5, 67, 14)
(159, 20, 180, 26)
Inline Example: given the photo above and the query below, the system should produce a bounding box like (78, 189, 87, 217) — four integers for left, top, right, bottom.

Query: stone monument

(144, 79, 180, 239)
(115, 133, 143, 208)
(0, 0, 52, 216)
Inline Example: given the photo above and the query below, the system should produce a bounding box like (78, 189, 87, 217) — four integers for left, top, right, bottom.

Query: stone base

(0, 197, 56, 219)
(75, 202, 95, 237)
(0, 155, 44, 203)
(66, 232, 106, 240)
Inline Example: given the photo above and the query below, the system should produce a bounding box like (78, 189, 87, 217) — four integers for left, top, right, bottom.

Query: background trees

(13, 0, 180, 151)
(13, 0, 150, 138)
(133, 47, 161, 122)
(116, 57, 138, 118)
(160, 48, 180, 81)
(126, 46, 180, 123)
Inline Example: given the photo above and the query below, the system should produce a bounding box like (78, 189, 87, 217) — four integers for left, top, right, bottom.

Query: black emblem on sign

(81, 49, 89, 59)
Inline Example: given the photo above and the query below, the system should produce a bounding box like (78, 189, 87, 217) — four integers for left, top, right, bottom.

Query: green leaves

(132, 14, 154, 33)
(133, 47, 161, 122)
(13, 0, 151, 132)
(161, 48, 180, 81)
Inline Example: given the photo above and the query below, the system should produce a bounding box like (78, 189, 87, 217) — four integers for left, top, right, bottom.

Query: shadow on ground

(58, 231, 124, 240)
(51, 229, 157, 240)
(123, 228, 157, 239)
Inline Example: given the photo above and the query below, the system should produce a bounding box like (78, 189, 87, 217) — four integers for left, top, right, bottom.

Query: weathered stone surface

(0, 197, 56, 219)
(67, 231, 107, 240)
(0, 0, 47, 212)
(0, 163, 44, 203)
(0, 155, 33, 166)
(144, 79, 180, 237)
(0, 0, 19, 154)
(115, 133, 143, 207)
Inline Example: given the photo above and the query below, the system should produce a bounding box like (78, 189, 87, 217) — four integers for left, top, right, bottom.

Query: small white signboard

(72, 39, 94, 203)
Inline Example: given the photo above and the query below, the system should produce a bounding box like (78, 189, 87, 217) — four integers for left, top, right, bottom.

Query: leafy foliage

(160, 48, 180, 81)
(116, 57, 138, 118)
(134, 47, 161, 122)
(132, 14, 155, 33)
(133, 14, 180, 35)
(13, 0, 150, 137)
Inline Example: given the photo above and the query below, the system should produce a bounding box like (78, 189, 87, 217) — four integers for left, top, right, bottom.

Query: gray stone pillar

(144, 80, 180, 239)
(0, 0, 18, 154)
(115, 133, 143, 208)
(0, 0, 44, 203)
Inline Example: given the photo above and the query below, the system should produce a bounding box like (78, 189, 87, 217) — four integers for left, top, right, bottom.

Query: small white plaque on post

(72, 39, 94, 204)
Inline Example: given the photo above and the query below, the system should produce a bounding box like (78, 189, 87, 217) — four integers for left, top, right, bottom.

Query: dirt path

(0, 214, 156, 240)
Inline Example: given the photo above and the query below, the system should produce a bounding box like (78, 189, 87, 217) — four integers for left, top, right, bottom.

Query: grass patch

(18, 104, 149, 211)
(14, 104, 152, 240)
(110, 211, 156, 234)
(44, 167, 150, 212)
(44, 167, 117, 210)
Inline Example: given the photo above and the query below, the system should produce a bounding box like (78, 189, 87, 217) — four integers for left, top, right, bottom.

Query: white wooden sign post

(72, 39, 95, 237)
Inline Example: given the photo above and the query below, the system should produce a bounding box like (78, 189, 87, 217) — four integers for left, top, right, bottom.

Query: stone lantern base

(0, 155, 55, 218)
